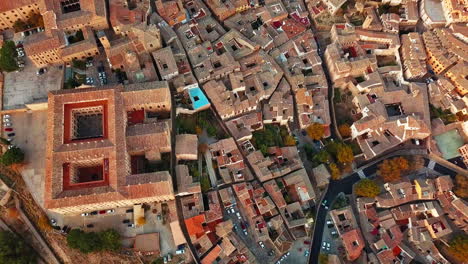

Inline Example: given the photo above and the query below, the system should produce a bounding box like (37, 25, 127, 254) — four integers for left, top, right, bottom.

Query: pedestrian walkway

(357, 170, 366, 179)
(204, 151, 217, 187)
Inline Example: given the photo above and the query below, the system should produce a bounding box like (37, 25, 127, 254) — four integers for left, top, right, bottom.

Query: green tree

(355, 179, 381, 198)
(446, 234, 468, 263)
(72, 59, 86, 70)
(64, 78, 79, 89)
(206, 124, 217, 137)
(314, 150, 329, 163)
(0, 231, 37, 264)
(0, 146, 24, 166)
(0, 41, 19, 72)
(200, 175, 211, 192)
(67, 229, 102, 253)
(99, 229, 121, 251)
(0, 138, 10, 146)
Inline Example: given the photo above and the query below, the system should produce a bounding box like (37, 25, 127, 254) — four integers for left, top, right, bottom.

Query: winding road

(308, 157, 462, 264)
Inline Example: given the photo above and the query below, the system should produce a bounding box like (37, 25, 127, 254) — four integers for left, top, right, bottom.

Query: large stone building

(0, 0, 41, 31)
(21, 0, 108, 67)
(44, 81, 174, 215)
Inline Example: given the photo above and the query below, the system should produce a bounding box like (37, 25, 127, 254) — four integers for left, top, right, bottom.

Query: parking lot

(321, 214, 340, 255)
(287, 237, 312, 264)
(3, 56, 63, 110)
(5, 110, 48, 207)
(77, 50, 119, 87)
(50, 202, 179, 256)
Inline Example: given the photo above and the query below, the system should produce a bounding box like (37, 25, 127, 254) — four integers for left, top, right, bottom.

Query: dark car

(61, 225, 68, 233)
(122, 219, 130, 224)
(86, 224, 94, 228)
(90, 211, 98, 215)
(126, 209, 134, 213)
(99, 210, 106, 214)
(7, 133, 15, 137)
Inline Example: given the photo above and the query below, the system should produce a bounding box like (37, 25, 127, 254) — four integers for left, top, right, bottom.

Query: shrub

(0, 41, 19, 72)
(446, 234, 468, 263)
(338, 124, 351, 138)
(0, 146, 25, 166)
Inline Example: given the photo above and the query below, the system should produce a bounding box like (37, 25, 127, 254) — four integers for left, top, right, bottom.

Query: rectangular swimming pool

(434, 129, 464, 160)
(188, 87, 210, 110)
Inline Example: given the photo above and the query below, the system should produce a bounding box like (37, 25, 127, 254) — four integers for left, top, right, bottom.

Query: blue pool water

(188, 87, 210, 110)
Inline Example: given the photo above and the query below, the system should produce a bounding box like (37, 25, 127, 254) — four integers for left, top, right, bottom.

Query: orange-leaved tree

(338, 124, 352, 138)
(306, 123, 325, 140)
(378, 156, 409, 182)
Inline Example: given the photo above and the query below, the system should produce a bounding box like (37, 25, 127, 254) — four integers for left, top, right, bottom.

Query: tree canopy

(453, 174, 468, 198)
(338, 124, 351, 138)
(306, 123, 325, 140)
(67, 229, 121, 253)
(0, 231, 37, 264)
(0, 41, 19, 72)
(336, 143, 354, 164)
(329, 163, 341, 180)
(378, 156, 409, 182)
(0, 146, 25, 166)
(446, 234, 468, 263)
(355, 179, 380, 198)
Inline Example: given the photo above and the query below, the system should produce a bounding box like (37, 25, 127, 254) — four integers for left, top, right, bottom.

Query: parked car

(236, 212, 242, 220)
(106, 209, 115, 213)
(81, 212, 89, 216)
(86, 224, 94, 228)
(37, 68, 47, 75)
(7, 133, 15, 137)
(322, 242, 326, 249)
(99, 210, 106, 214)
(230, 208, 235, 214)
(304, 250, 310, 257)
(304, 240, 311, 245)
(163, 256, 168, 264)
(126, 209, 134, 213)
(90, 211, 98, 215)
(167, 254, 172, 261)
(50, 219, 57, 226)
(258, 241, 265, 248)
(128, 223, 136, 228)
(61, 225, 69, 233)
(3, 123, 11, 127)
(7, 145, 15, 150)
(122, 219, 130, 224)
(3, 115, 10, 119)
(4, 128, 13, 132)
(3, 118, 10, 123)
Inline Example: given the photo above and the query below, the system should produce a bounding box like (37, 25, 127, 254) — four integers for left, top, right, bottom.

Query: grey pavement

(3, 57, 63, 110)
(204, 151, 217, 187)
(9, 111, 48, 208)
